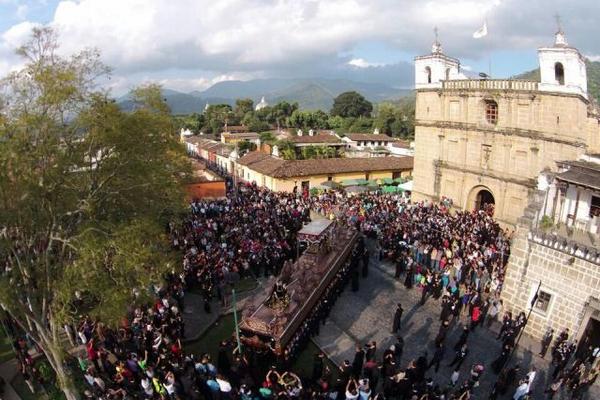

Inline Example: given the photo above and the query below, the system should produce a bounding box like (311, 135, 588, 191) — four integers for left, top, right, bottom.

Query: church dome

(255, 96, 269, 111)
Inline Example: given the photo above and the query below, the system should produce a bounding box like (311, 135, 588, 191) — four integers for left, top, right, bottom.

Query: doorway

(577, 317, 600, 360)
(475, 189, 495, 210)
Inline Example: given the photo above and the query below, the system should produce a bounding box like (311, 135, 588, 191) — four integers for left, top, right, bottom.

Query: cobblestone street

(313, 252, 599, 399)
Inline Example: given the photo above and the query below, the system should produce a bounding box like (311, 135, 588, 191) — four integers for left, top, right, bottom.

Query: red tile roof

(345, 133, 397, 142)
(237, 152, 413, 178)
(287, 134, 342, 144)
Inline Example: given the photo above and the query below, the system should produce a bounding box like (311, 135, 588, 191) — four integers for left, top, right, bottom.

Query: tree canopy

(330, 91, 373, 118)
(0, 27, 190, 399)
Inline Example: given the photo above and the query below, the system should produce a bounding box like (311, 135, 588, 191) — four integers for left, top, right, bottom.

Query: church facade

(412, 30, 600, 344)
(411, 31, 600, 226)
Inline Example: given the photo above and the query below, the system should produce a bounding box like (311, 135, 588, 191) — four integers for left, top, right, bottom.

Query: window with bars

(534, 290, 552, 313)
(485, 100, 498, 125)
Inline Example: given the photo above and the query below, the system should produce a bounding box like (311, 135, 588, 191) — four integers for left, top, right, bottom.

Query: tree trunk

(38, 328, 81, 400)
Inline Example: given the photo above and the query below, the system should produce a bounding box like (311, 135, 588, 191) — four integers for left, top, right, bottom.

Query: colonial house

(343, 131, 399, 150)
(235, 151, 413, 193)
(220, 131, 261, 146)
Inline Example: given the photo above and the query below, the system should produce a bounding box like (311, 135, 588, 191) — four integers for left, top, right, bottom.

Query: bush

(539, 215, 553, 231)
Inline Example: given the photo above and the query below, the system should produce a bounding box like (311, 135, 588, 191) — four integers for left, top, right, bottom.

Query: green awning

(394, 177, 405, 183)
(380, 177, 394, 185)
(341, 179, 360, 187)
(382, 185, 396, 193)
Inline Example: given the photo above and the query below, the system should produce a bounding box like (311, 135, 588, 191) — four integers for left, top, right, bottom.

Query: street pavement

(313, 253, 599, 399)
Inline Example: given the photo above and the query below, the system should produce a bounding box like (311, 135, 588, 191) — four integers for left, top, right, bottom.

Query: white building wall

(538, 47, 587, 97)
(415, 56, 462, 89)
(560, 186, 592, 222)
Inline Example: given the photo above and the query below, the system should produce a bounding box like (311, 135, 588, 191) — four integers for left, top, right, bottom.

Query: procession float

(238, 219, 359, 356)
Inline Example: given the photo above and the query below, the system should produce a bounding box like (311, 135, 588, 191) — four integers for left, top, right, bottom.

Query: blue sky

(0, 1, 597, 95)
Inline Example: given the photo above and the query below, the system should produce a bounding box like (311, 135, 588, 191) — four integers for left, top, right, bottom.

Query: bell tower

(414, 27, 463, 89)
(538, 20, 587, 98)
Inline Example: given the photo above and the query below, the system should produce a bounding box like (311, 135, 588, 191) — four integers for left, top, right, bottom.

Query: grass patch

(233, 277, 259, 293)
(185, 314, 236, 360)
(289, 341, 339, 382)
(184, 314, 338, 382)
(12, 358, 88, 400)
(188, 277, 259, 297)
(11, 373, 44, 400)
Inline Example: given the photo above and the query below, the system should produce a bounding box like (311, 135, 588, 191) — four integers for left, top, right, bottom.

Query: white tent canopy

(398, 180, 413, 191)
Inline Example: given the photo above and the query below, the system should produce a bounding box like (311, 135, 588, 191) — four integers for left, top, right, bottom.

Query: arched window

(485, 100, 498, 125)
(425, 66, 432, 84)
(555, 62, 565, 85)
(445, 68, 451, 80)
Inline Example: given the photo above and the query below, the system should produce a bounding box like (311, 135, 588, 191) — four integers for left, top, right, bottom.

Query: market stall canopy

(340, 179, 361, 187)
(380, 177, 394, 185)
(311, 184, 330, 190)
(320, 180, 341, 189)
(345, 185, 368, 194)
(398, 180, 413, 191)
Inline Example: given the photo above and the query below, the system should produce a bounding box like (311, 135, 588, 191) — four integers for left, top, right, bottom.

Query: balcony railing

(442, 79, 539, 91)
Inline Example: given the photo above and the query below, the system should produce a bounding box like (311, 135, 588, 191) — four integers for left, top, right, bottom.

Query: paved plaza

(313, 246, 599, 399)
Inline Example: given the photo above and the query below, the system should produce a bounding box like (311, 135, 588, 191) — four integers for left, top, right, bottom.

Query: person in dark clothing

(217, 341, 231, 374)
(393, 337, 404, 365)
(395, 256, 405, 279)
(427, 343, 445, 373)
(365, 342, 377, 362)
(454, 326, 470, 351)
(539, 327, 554, 358)
(312, 352, 324, 382)
(392, 303, 404, 334)
(352, 345, 365, 379)
(362, 249, 370, 278)
(448, 343, 468, 369)
(415, 352, 428, 382)
(351, 264, 360, 292)
(492, 344, 512, 374)
(420, 279, 430, 306)
(435, 320, 450, 347)
(404, 262, 414, 289)
(339, 360, 352, 383)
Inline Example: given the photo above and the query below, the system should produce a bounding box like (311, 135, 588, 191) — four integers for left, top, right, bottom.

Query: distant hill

(513, 60, 600, 102)
(117, 78, 412, 114)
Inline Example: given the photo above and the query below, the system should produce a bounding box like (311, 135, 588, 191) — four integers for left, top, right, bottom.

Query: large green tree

(234, 98, 254, 120)
(203, 104, 235, 133)
(288, 109, 329, 130)
(0, 28, 190, 399)
(330, 91, 373, 118)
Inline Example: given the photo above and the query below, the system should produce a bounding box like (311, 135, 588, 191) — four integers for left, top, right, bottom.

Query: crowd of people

(8, 179, 600, 399)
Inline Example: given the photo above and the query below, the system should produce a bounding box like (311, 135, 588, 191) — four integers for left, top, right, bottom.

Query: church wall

(413, 86, 594, 225)
(502, 228, 600, 341)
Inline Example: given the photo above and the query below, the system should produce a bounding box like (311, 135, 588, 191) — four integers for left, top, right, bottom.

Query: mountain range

(117, 78, 412, 114)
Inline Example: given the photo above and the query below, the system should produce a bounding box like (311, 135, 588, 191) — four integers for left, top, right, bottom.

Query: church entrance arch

(467, 186, 495, 212)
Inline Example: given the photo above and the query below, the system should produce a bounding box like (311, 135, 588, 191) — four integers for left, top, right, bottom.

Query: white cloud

(586, 54, 600, 62)
(462, 65, 473, 71)
(0, 0, 599, 92)
(16, 4, 28, 20)
(348, 58, 384, 68)
(155, 74, 247, 93)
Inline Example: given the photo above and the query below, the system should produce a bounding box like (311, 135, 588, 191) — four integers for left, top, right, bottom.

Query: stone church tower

(411, 30, 600, 226)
